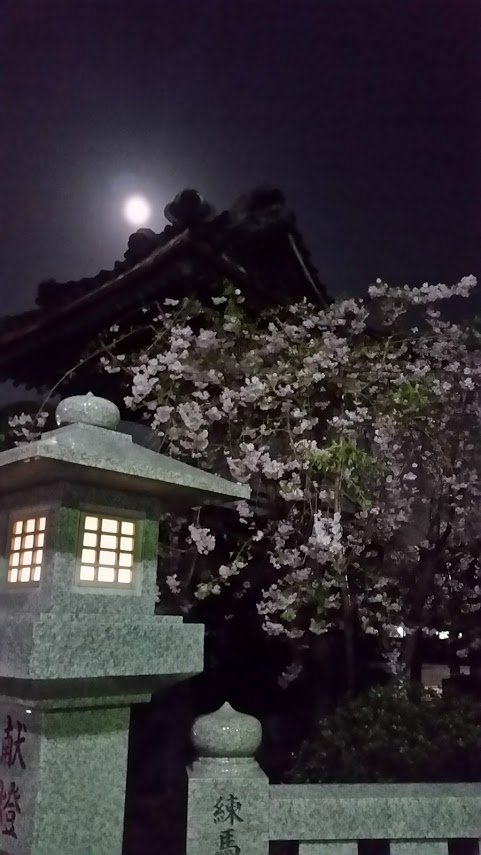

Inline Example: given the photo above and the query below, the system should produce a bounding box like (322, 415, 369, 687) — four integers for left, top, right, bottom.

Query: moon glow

(123, 195, 151, 226)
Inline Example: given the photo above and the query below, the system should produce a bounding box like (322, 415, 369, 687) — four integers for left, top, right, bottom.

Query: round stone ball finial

(191, 702, 262, 758)
(55, 393, 121, 430)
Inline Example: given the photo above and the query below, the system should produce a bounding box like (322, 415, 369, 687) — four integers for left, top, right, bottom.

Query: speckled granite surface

(0, 699, 130, 855)
(187, 774, 270, 855)
(300, 845, 452, 855)
(269, 784, 481, 840)
(0, 700, 40, 855)
(0, 612, 202, 681)
(192, 702, 263, 759)
(390, 843, 449, 854)
(32, 705, 130, 855)
(0, 420, 249, 505)
(298, 844, 358, 855)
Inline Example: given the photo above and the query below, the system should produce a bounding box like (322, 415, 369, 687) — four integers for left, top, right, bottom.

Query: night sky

(1, 0, 480, 321)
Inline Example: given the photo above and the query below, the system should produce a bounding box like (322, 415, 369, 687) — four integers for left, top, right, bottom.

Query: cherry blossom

(9, 274, 481, 691)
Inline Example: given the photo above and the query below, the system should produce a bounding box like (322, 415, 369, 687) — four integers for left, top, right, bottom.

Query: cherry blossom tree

(11, 274, 481, 695)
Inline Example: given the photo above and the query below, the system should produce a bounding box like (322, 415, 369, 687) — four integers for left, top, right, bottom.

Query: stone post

(187, 702, 269, 855)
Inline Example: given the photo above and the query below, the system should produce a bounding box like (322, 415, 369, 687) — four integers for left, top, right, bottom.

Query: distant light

(123, 195, 151, 226)
(396, 625, 406, 638)
(437, 630, 449, 640)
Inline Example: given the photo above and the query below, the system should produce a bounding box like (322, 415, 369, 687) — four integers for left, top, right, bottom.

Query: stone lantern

(0, 393, 249, 855)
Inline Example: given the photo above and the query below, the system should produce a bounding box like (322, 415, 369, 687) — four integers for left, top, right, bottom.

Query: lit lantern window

(78, 515, 136, 586)
(7, 516, 46, 584)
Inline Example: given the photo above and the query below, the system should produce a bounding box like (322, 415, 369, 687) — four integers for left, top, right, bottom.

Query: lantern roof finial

(56, 393, 120, 430)
(191, 702, 262, 758)
(0, 393, 250, 505)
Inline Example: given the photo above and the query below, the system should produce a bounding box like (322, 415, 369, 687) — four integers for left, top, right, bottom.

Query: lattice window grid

(79, 515, 135, 586)
(8, 516, 46, 584)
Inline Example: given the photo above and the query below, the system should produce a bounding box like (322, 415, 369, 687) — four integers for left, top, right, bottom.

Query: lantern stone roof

(0, 393, 250, 506)
(0, 187, 330, 389)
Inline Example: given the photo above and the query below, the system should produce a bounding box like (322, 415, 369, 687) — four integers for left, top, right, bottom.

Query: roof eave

(0, 230, 256, 372)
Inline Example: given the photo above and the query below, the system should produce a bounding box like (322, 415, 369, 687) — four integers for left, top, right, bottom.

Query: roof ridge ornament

(164, 189, 216, 228)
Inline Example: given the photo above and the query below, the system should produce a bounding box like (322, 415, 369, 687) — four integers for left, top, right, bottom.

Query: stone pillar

(0, 697, 133, 855)
(187, 703, 269, 855)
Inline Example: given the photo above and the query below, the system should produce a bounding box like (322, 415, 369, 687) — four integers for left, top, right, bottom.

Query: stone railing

(186, 703, 481, 855)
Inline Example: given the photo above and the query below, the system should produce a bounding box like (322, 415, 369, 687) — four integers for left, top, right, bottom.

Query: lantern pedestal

(0, 607, 204, 855)
(0, 696, 132, 855)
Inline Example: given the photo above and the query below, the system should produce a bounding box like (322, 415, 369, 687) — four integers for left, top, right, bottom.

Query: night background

(1, 4, 481, 854)
(1, 0, 480, 327)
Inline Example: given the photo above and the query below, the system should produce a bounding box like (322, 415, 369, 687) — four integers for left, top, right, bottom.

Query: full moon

(123, 195, 151, 226)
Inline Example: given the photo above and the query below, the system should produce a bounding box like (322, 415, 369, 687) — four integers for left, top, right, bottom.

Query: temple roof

(0, 187, 330, 388)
